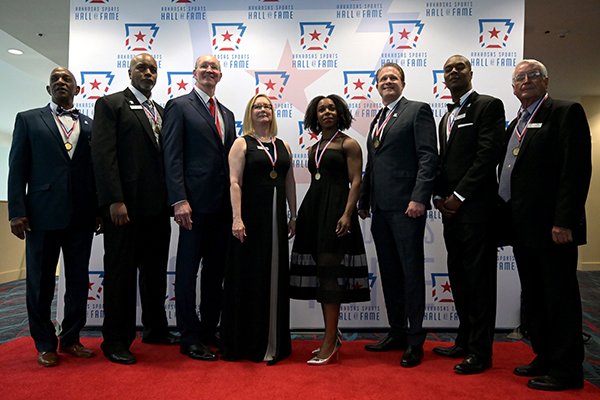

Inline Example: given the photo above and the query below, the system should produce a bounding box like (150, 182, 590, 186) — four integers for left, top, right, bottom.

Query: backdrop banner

(59, 0, 524, 330)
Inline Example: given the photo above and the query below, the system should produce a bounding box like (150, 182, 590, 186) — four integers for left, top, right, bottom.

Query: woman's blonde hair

(242, 94, 278, 137)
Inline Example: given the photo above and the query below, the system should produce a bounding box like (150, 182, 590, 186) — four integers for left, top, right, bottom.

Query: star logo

(264, 79, 277, 91)
(125, 23, 160, 52)
(299, 22, 335, 51)
(166, 71, 194, 99)
(177, 80, 188, 90)
(399, 28, 411, 40)
(478, 19, 514, 49)
(309, 30, 321, 41)
(222, 30, 233, 41)
(90, 79, 101, 90)
(80, 71, 115, 100)
(353, 79, 365, 90)
(212, 23, 247, 51)
(431, 273, 454, 303)
(343, 71, 376, 100)
(441, 281, 452, 293)
(489, 27, 500, 38)
(388, 20, 425, 50)
(134, 31, 146, 42)
(432, 70, 452, 100)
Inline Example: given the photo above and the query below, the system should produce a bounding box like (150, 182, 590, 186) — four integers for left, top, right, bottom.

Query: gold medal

(65, 142, 73, 151)
(154, 125, 161, 135)
(269, 170, 278, 179)
(373, 138, 381, 149)
(315, 172, 321, 181)
(512, 147, 520, 156)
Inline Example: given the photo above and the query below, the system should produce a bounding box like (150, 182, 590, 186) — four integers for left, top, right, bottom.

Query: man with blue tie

(358, 62, 438, 368)
(8, 67, 98, 367)
(162, 55, 236, 361)
(92, 53, 176, 365)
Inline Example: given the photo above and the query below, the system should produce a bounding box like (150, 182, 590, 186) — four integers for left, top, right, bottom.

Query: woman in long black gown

(221, 94, 297, 365)
(290, 94, 370, 365)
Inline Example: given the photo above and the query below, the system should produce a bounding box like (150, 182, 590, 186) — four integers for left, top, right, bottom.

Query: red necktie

(208, 97, 223, 140)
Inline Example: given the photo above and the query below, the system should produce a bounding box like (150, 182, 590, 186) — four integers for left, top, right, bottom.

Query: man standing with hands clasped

(92, 53, 176, 365)
(8, 67, 98, 367)
(432, 55, 505, 374)
(359, 62, 438, 368)
(162, 55, 236, 361)
(498, 59, 591, 391)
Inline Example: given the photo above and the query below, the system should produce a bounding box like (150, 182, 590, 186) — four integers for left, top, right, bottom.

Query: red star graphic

(177, 79, 188, 90)
(309, 29, 321, 41)
(353, 79, 365, 90)
(222, 30, 233, 41)
(134, 31, 146, 42)
(264, 79, 276, 90)
(399, 28, 411, 40)
(90, 79, 101, 90)
(489, 27, 500, 38)
(441, 281, 452, 293)
(308, 132, 319, 140)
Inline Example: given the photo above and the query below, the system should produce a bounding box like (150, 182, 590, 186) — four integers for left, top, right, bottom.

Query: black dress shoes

(364, 334, 407, 352)
(527, 375, 583, 391)
(514, 363, 548, 377)
(400, 345, 423, 368)
(432, 344, 466, 358)
(142, 331, 181, 345)
(103, 348, 136, 365)
(181, 344, 218, 361)
(454, 354, 491, 375)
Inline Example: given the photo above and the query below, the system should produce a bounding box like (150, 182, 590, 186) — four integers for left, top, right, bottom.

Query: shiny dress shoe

(527, 375, 584, 391)
(400, 345, 423, 368)
(454, 354, 492, 375)
(181, 344, 218, 361)
(142, 332, 181, 345)
(432, 344, 466, 358)
(307, 340, 341, 366)
(60, 342, 95, 358)
(364, 334, 407, 352)
(312, 329, 343, 354)
(103, 348, 136, 365)
(514, 363, 548, 377)
(38, 351, 59, 367)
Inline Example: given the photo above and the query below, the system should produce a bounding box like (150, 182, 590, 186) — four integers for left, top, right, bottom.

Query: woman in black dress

(290, 94, 370, 365)
(221, 94, 297, 365)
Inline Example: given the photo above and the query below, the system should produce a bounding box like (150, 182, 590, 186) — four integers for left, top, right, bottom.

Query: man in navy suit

(162, 54, 236, 361)
(8, 67, 98, 367)
(359, 63, 438, 367)
(92, 53, 175, 365)
(498, 59, 591, 391)
(432, 55, 505, 374)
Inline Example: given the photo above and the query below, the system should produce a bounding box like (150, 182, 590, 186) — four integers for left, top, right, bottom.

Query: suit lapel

(518, 97, 552, 157)
(124, 88, 160, 150)
(188, 91, 223, 145)
(71, 115, 92, 161)
(40, 106, 70, 160)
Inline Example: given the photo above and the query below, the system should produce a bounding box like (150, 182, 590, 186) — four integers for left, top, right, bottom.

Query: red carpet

(1, 338, 598, 400)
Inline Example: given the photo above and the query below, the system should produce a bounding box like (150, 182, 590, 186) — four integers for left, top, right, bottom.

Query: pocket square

(457, 122, 473, 128)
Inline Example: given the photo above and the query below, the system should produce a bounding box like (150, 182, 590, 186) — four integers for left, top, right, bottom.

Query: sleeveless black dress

(221, 136, 292, 363)
(290, 136, 370, 303)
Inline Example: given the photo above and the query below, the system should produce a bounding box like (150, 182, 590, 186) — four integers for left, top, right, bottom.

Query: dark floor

(1, 271, 599, 387)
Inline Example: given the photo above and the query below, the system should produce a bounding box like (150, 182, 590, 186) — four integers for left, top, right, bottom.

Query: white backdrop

(59, 0, 524, 329)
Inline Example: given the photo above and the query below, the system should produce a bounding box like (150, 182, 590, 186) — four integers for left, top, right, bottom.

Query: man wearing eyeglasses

(498, 59, 591, 391)
(162, 55, 236, 361)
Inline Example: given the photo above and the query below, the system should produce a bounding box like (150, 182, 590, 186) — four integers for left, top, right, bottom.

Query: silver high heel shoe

(307, 340, 341, 366)
(311, 329, 342, 354)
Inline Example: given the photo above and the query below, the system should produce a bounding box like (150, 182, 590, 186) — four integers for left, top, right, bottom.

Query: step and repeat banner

(59, 0, 524, 329)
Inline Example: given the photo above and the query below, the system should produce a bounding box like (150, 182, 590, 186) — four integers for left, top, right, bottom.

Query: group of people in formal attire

(8, 52, 591, 392)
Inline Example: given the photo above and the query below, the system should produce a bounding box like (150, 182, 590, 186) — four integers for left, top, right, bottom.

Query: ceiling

(0, 0, 599, 101)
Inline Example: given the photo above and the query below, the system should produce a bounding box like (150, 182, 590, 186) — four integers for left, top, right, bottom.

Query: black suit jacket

(359, 97, 438, 211)
(162, 90, 236, 213)
(8, 105, 96, 231)
(499, 97, 591, 247)
(91, 88, 167, 217)
(434, 92, 505, 223)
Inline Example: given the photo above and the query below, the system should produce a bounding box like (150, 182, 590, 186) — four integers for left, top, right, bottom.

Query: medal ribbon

(314, 130, 339, 170)
(515, 93, 548, 143)
(53, 112, 78, 142)
(253, 136, 278, 170)
(446, 102, 466, 136)
(142, 101, 159, 127)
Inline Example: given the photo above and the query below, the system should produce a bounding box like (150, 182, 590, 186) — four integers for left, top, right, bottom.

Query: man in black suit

(92, 53, 176, 365)
(162, 55, 236, 361)
(432, 55, 505, 374)
(8, 67, 97, 367)
(358, 63, 438, 367)
(498, 59, 591, 391)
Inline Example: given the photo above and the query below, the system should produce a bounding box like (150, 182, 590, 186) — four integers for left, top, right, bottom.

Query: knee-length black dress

(221, 136, 292, 363)
(289, 135, 370, 303)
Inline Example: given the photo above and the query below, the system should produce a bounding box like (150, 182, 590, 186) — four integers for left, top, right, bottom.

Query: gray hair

(515, 59, 548, 78)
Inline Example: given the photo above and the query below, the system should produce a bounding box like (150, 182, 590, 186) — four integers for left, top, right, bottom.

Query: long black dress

(290, 135, 370, 303)
(221, 136, 292, 364)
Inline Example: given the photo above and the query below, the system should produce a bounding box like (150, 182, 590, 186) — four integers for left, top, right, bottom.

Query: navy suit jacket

(499, 97, 591, 248)
(359, 97, 438, 212)
(162, 90, 236, 214)
(8, 104, 96, 231)
(91, 88, 167, 218)
(434, 92, 505, 223)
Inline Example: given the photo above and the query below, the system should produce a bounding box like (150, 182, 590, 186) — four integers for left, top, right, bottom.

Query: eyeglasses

(513, 70, 544, 83)
(252, 104, 273, 110)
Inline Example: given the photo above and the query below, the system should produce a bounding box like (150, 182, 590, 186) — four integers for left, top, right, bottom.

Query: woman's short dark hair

(304, 94, 353, 133)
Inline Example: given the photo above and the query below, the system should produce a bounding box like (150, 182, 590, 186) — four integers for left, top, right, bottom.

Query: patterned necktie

(208, 97, 223, 140)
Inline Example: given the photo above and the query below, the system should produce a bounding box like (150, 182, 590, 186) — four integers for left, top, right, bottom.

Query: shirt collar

(193, 85, 215, 105)
(522, 93, 547, 115)
(458, 89, 474, 107)
(384, 96, 403, 112)
(128, 85, 151, 104)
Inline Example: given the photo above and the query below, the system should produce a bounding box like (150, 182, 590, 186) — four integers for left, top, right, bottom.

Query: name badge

(456, 113, 466, 120)
(129, 105, 143, 110)
(527, 122, 542, 129)
(457, 122, 473, 128)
